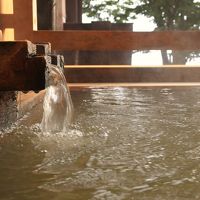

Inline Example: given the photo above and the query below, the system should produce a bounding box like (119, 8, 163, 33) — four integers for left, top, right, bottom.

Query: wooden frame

(0, 0, 200, 51)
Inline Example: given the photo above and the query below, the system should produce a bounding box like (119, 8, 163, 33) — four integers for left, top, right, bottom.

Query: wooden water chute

(0, 41, 64, 91)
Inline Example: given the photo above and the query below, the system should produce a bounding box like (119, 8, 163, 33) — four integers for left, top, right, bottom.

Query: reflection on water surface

(1, 87, 200, 200)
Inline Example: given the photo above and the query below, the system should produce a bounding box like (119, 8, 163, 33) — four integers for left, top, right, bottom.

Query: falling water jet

(41, 64, 73, 133)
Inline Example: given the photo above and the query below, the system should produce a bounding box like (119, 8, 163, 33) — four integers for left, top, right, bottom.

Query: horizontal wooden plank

(64, 65, 200, 68)
(68, 82, 200, 88)
(64, 66, 200, 83)
(32, 30, 200, 51)
(0, 14, 14, 27)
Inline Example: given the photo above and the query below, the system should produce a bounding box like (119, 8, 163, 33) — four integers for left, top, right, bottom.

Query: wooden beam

(32, 30, 200, 51)
(64, 66, 200, 83)
(68, 82, 200, 88)
(64, 65, 200, 68)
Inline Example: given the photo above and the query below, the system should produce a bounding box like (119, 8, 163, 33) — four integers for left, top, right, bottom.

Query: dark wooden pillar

(37, 0, 66, 30)
(65, 0, 82, 23)
(37, 0, 53, 30)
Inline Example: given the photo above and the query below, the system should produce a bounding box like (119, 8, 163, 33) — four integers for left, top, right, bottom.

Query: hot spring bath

(1, 87, 200, 199)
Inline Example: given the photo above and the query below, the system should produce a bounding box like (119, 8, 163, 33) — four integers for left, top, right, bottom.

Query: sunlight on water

(41, 65, 73, 133)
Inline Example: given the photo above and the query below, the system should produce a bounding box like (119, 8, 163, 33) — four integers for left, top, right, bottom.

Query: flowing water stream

(41, 65, 73, 132)
(1, 86, 200, 199)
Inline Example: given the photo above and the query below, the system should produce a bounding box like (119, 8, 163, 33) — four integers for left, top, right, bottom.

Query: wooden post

(65, 0, 82, 23)
(37, 0, 53, 30)
(52, 0, 66, 30)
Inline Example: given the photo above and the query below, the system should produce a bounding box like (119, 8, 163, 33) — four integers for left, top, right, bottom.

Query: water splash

(41, 65, 73, 132)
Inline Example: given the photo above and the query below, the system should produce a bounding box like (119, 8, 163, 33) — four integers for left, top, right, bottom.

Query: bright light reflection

(3, 28, 14, 41)
(0, 0, 13, 14)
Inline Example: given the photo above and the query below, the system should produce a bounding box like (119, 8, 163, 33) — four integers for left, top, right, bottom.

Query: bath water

(0, 87, 200, 199)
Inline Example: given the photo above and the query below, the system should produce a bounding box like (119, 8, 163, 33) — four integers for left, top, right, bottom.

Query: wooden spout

(0, 41, 50, 91)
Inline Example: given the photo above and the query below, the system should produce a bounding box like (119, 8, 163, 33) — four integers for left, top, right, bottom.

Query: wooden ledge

(68, 82, 200, 88)
(64, 65, 200, 68)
